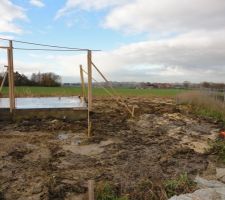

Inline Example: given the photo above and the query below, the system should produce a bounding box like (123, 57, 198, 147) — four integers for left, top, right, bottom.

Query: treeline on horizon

(0, 71, 61, 87)
(0, 71, 225, 89)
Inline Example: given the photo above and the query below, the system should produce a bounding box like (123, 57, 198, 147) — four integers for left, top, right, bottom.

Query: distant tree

(1, 71, 61, 87)
(41, 72, 61, 86)
(201, 82, 211, 88)
(211, 83, 225, 90)
(1, 72, 29, 86)
(183, 81, 191, 88)
(31, 72, 61, 86)
(14, 72, 31, 86)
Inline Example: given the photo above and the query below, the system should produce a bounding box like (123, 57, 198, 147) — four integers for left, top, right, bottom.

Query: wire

(0, 37, 101, 51)
(82, 68, 114, 97)
(13, 48, 88, 52)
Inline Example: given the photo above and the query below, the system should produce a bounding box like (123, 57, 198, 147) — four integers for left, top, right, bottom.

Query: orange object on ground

(219, 131, 225, 138)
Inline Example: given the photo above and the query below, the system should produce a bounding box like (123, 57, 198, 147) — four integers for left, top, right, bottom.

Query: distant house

(63, 83, 80, 87)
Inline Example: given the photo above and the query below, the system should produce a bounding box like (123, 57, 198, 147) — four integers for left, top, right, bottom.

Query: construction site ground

(0, 97, 224, 200)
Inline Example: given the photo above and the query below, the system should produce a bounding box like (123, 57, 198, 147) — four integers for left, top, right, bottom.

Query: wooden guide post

(80, 65, 86, 99)
(7, 48, 12, 112)
(87, 50, 92, 137)
(87, 50, 92, 111)
(9, 40, 15, 112)
(88, 180, 95, 200)
(7, 41, 15, 113)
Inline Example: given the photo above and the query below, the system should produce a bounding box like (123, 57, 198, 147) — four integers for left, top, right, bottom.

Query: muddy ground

(0, 97, 224, 200)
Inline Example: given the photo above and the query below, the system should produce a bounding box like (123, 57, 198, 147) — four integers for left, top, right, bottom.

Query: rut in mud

(0, 97, 223, 199)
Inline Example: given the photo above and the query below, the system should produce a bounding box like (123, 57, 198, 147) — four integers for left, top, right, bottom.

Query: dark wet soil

(0, 97, 222, 200)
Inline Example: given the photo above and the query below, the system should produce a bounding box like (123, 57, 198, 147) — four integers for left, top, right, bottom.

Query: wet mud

(0, 97, 223, 199)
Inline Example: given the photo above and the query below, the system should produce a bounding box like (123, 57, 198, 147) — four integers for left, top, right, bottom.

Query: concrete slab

(0, 96, 86, 109)
(0, 96, 88, 121)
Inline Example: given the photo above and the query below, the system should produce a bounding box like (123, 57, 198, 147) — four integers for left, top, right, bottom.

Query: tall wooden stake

(87, 50, 92, 111)
(87, 50, 92, 137)
(10, 41, 15, 108)
(80, 65, 86, 98)
(88, 180, 95, 200)
(7, 40, 15, 113)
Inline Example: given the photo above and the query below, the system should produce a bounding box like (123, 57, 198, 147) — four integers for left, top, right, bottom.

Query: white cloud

(13, 29, 225, 83)
(56, 0, 225, 35)
(0, 34, 14, 40)
(29, 0, 45, 8)
(104, 0, 225, 34)
(55, 0, 130, 19)
(54, 0, 225, 82)
(0, 0, 27, 34)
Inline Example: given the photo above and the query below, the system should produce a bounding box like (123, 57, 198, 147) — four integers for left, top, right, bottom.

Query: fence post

(88, 180, 95, 200)
(80, 65, 86, 99)
(87, 50, 92, 111)
(7, 40, 15, 113)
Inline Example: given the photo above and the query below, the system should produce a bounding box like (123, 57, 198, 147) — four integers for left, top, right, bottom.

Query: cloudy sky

(0, 0, 225, 83)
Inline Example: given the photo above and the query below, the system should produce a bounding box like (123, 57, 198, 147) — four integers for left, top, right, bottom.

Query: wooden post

(87, 50, 92, 111)
(132, 106, 135, 118)
(7, 40, 15, 112)
(80, 65, 86, 98)
(88, 180, 95, 200)
(7, 48, 12, 112)
(87, 50, 92, 137)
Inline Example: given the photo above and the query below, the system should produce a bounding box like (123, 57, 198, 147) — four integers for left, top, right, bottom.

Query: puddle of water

(63, 138, 120, 156)
(58, 133, 69, 140)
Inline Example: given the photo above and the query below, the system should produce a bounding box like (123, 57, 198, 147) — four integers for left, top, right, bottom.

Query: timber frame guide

(0, 40, 94, 114)
(1, 38, 135, 135)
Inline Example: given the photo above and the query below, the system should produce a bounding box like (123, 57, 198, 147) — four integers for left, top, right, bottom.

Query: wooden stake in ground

(80, 65, 86, 99)
(87, 50, 93, 137)
(7, 41, 15, 112)
(87, 50, 92, 111)
(88, 180, 95, 200)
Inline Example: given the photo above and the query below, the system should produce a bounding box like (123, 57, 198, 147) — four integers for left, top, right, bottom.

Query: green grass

(96, 182, 128, 200)
(194, 108, 225, 122)
(0, 86, 185, 97)
(210, 138, 225, 163)
(164, 173, 196, 198)
(177, 91, 225, 123)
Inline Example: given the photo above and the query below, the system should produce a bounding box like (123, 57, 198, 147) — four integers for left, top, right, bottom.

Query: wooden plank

(92, 62, 108, 83)
(8, 40, 15, 112)
(82, 66, 134, 117)
(7, 48, 13, 112)
(88, 180, 95, 200)
(0, 46, 9, 49)
(87, 50, 92, 111)
(80, 65, 86, 98)
(10, 41, 15, 109)
(91, 62, 134, 116)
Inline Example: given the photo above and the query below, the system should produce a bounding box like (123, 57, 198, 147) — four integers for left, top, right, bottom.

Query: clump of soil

(0, 97, 222, 199)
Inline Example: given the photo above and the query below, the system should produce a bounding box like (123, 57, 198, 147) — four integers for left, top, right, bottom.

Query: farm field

(0, 86, 186, 97)
(0, 95, 225, 199)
